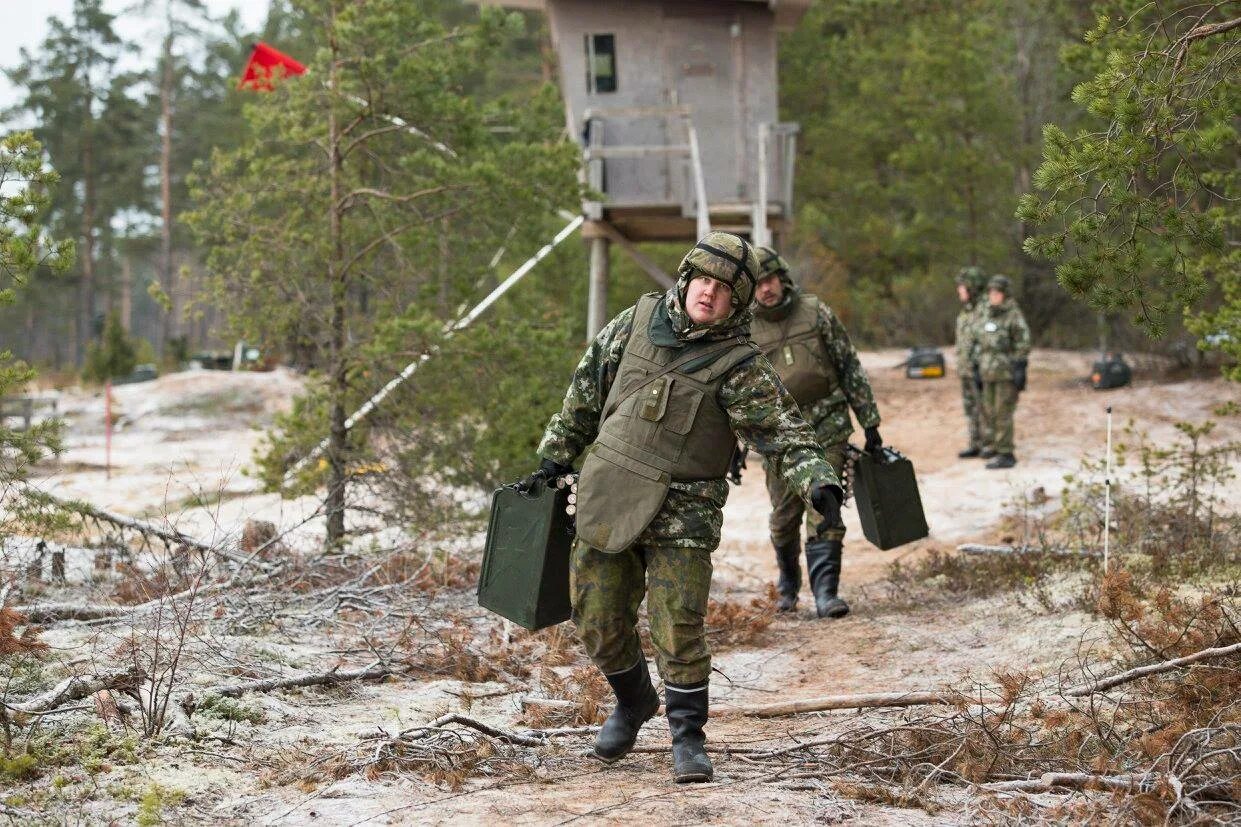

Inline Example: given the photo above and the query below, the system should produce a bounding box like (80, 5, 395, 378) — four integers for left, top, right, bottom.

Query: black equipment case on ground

(905, 347, 946, 379)
(849, 446, 929, 550)
(477, 479, 574, 630)
(1091, 352, 1132, 390)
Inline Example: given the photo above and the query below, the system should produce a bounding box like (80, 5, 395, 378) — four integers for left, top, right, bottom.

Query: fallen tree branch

(396, 713, 546, 747)
(203, 664, 394, 699)
(956, 543, 1100, 558)
(730, 690, 954, 718)
(14, 602, 127, 623)
(17, 483, 264, 571)
(1065, 641, 1241, 697)
(982, 772, 1151, 793)
(0, 803, 40, 819)
(10, 667, 145, 715)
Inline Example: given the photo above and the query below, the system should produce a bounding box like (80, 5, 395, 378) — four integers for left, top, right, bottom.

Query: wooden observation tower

(486, 0, 810, 335)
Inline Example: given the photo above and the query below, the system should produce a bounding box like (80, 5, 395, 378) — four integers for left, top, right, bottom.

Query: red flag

(238, 42, 307, 91)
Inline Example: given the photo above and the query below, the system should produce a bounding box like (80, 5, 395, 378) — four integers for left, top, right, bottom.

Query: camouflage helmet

(678, 231, 760, 309)
(988, 274, 1012, 295)
(756, 245, 790, 280)
(955, 266, 987, 296)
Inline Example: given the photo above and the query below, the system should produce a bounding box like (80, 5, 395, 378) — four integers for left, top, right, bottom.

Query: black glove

(972, 364, 983, 391)
(810, 483, 844, 533)
(727, 442, 747, 486)
(1012, 359, 1028, 393)
(516, 457, 572, 493)
(863, 426, 883, 455)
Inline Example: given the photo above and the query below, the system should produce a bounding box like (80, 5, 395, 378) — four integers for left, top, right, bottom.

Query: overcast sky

(0, 0, 269, 112)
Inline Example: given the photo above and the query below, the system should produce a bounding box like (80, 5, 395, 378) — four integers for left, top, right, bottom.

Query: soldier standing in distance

(520, 232, 843, 784)
(746, 247, 882, 618)
(954, 266, 988, 458)
(975, 274, 1031, 469)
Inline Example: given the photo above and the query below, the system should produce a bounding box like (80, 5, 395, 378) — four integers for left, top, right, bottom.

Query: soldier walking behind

(953, 266, 988, 458)
(520, 232, 843, 784)
(975, 275, 1031, 469)
(747, 246, 882, 618)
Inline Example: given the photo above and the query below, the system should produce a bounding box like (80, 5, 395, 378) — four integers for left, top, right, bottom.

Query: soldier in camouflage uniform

(954, 266, 989, 458)
(747, 247, 882, 618)
(522, 232, 843, 784)
(976, 275, 1031, 469)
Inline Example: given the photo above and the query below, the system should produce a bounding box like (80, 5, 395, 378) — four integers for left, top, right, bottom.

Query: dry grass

(706, 587, 776, 649)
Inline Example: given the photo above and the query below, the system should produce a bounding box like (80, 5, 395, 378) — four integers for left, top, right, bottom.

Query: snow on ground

(7, 351, 1240, 824)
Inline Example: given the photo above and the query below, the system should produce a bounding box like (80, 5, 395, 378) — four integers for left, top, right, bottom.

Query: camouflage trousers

(765, 441, 848, 544)
(570, 540, 713, 685)
(981, 380, 1018, 454)
(960, 373, 983, 450)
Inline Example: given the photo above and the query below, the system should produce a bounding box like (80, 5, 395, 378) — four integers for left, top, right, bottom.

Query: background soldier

(747, 246, 882, 618)
(976, 274, 1031, 469)
(521, 232, 844, 784)
(954, 266, 988, 458)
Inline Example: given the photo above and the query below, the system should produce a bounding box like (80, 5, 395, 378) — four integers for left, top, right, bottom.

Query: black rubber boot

(805, 537, 850, 619)
(986, 453, 1017, 469)
(665, 681, 712, 783)
(593, 659, 660, 763)
(957, 446, 982, 458)
(772, 539, 802, 612)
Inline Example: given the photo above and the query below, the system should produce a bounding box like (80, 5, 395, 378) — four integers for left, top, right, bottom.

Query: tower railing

(581, 105, 711, 239)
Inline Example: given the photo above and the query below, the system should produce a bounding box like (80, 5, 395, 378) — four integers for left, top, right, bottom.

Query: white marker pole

(1103, 404, 1113, 574)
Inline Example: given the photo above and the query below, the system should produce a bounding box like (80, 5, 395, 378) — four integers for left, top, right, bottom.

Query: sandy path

(19, 352, 1240, 824)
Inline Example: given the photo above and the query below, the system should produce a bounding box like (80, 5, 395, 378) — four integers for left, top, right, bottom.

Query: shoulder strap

(602, 336, 745, 422)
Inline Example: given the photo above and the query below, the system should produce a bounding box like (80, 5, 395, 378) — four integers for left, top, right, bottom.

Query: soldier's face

(755, 274, 785, 307)
(685, 275, 733, 324)
(957, 284, 970, 303)
(988, 288, 1004, 306)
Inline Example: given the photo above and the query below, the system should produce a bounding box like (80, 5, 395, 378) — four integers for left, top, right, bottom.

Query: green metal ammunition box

(477, 480, 574, 630)
(849, 447, 929, 550)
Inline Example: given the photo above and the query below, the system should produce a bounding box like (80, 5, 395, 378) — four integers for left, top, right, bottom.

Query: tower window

(585, 34, 617, 94)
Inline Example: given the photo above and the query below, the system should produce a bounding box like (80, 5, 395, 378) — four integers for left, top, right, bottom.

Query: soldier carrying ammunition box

(742, 246, 883, 618)
(519, 232, 843, 784)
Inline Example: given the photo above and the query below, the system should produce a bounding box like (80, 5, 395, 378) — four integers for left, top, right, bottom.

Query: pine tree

(3, 0, 151, 365)
(1018, 1, 1239, 375)
(0, 131, 74, 522)
(186, 0, 579, 547)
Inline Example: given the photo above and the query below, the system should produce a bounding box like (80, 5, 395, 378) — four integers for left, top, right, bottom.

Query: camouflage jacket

(976, 299, 1032, 381)
(753, 290, 880, 447)
(538, 300, 839, 550)
(954, 301, 983, 373)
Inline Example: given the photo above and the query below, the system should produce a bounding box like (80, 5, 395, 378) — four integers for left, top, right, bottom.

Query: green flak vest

(749, 294, 841, 408)
(575, 295, 758, 553)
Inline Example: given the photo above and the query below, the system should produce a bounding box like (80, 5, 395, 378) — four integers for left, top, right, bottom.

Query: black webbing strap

(694, 239, 755, 288)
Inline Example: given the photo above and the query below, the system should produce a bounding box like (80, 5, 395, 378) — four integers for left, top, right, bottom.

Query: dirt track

(19, 350, 1241, 823)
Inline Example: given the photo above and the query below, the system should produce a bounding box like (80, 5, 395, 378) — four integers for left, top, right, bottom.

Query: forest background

(1, 0, 1236, 517)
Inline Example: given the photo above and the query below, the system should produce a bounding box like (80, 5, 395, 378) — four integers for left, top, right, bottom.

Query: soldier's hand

(863, 426, 883, 455)
(516, 457, 572, 493)
(727, 442, 746, 486)
(972, 364, 983, 391)
(1012, 359, 1028, 393)
(810, 483, 844, 532)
